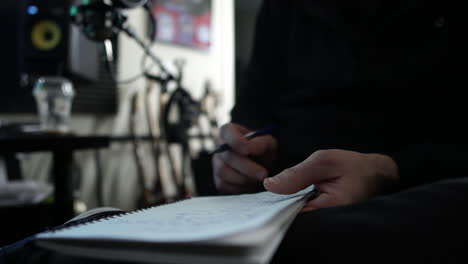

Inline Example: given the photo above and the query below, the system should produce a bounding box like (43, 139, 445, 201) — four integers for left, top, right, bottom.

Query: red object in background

(193, 11, 211, 49)
(153, 0, 212, 50)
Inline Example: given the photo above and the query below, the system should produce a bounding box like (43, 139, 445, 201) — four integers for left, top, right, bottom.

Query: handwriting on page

(109, 192, 301, 230)
(40, 186, 314, 242)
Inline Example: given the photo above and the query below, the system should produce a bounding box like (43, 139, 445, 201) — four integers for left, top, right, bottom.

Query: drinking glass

(32, 77, 75, 133)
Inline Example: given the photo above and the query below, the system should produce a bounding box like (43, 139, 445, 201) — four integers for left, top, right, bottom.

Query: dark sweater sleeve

(231, 0, 289, 130)
(391, 2, 468, 189)
(391, 144, 468, 189)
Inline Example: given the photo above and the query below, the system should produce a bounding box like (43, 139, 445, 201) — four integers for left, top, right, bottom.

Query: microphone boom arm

(119, 21, 174, 80)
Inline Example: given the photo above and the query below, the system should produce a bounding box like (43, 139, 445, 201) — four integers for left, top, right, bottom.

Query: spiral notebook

(36, 186, 315, 264)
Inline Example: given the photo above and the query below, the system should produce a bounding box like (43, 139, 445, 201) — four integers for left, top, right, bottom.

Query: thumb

(263, 159, 329, 194)
(302, 193, 333, 212)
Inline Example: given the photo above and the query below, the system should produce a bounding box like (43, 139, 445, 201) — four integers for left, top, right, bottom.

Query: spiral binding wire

(45, 198, 191, 234)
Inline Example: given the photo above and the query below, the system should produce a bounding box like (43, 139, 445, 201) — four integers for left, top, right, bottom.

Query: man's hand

(213, 123, 279, 194)
(264, 149, 399, 211)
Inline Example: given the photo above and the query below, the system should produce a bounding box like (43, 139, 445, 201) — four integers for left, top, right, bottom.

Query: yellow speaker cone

(31, 20, 62, 51)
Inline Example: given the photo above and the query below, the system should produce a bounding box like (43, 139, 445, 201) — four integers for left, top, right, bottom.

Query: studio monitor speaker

(0, 0, 118, 114)
(20, 0, 71, 87)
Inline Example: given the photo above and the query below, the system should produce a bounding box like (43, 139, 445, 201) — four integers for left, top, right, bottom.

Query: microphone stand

(113, 10, 190, 201)
(73, 5, 194, 202)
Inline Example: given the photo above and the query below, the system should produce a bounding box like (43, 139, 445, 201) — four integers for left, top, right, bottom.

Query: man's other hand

(264, 149, 399, 211)
(212, 123, 278, 194)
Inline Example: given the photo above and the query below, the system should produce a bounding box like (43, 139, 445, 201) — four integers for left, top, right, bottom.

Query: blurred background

(0, 0, 262, 246)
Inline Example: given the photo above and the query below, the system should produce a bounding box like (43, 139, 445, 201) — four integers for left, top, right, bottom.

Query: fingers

(212, 153, 265, 194)
(247, 135, 278, 157)
(263, 151, 340, 194)
(263, 151, 336, 194)
(219, 151, 268, 181)
(217, 123, 278, 159)
(214, 176, 247, 194)
(218, 123, 251, 155)
(301, 193, 332, 212)
(213, 122, 279, 194)
(263, 163, 329, 195)
(213, 153, 264, 185)
(302, 190, 355, 212)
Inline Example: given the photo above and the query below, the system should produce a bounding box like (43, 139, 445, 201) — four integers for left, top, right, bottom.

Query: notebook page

(38, 186, 315, 243)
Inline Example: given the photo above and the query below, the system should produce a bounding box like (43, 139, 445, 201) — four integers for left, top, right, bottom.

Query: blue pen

(210, 125, 277, 155)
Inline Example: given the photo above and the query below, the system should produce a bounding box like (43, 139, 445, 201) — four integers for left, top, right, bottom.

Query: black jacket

(232, 0, 468, 189)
